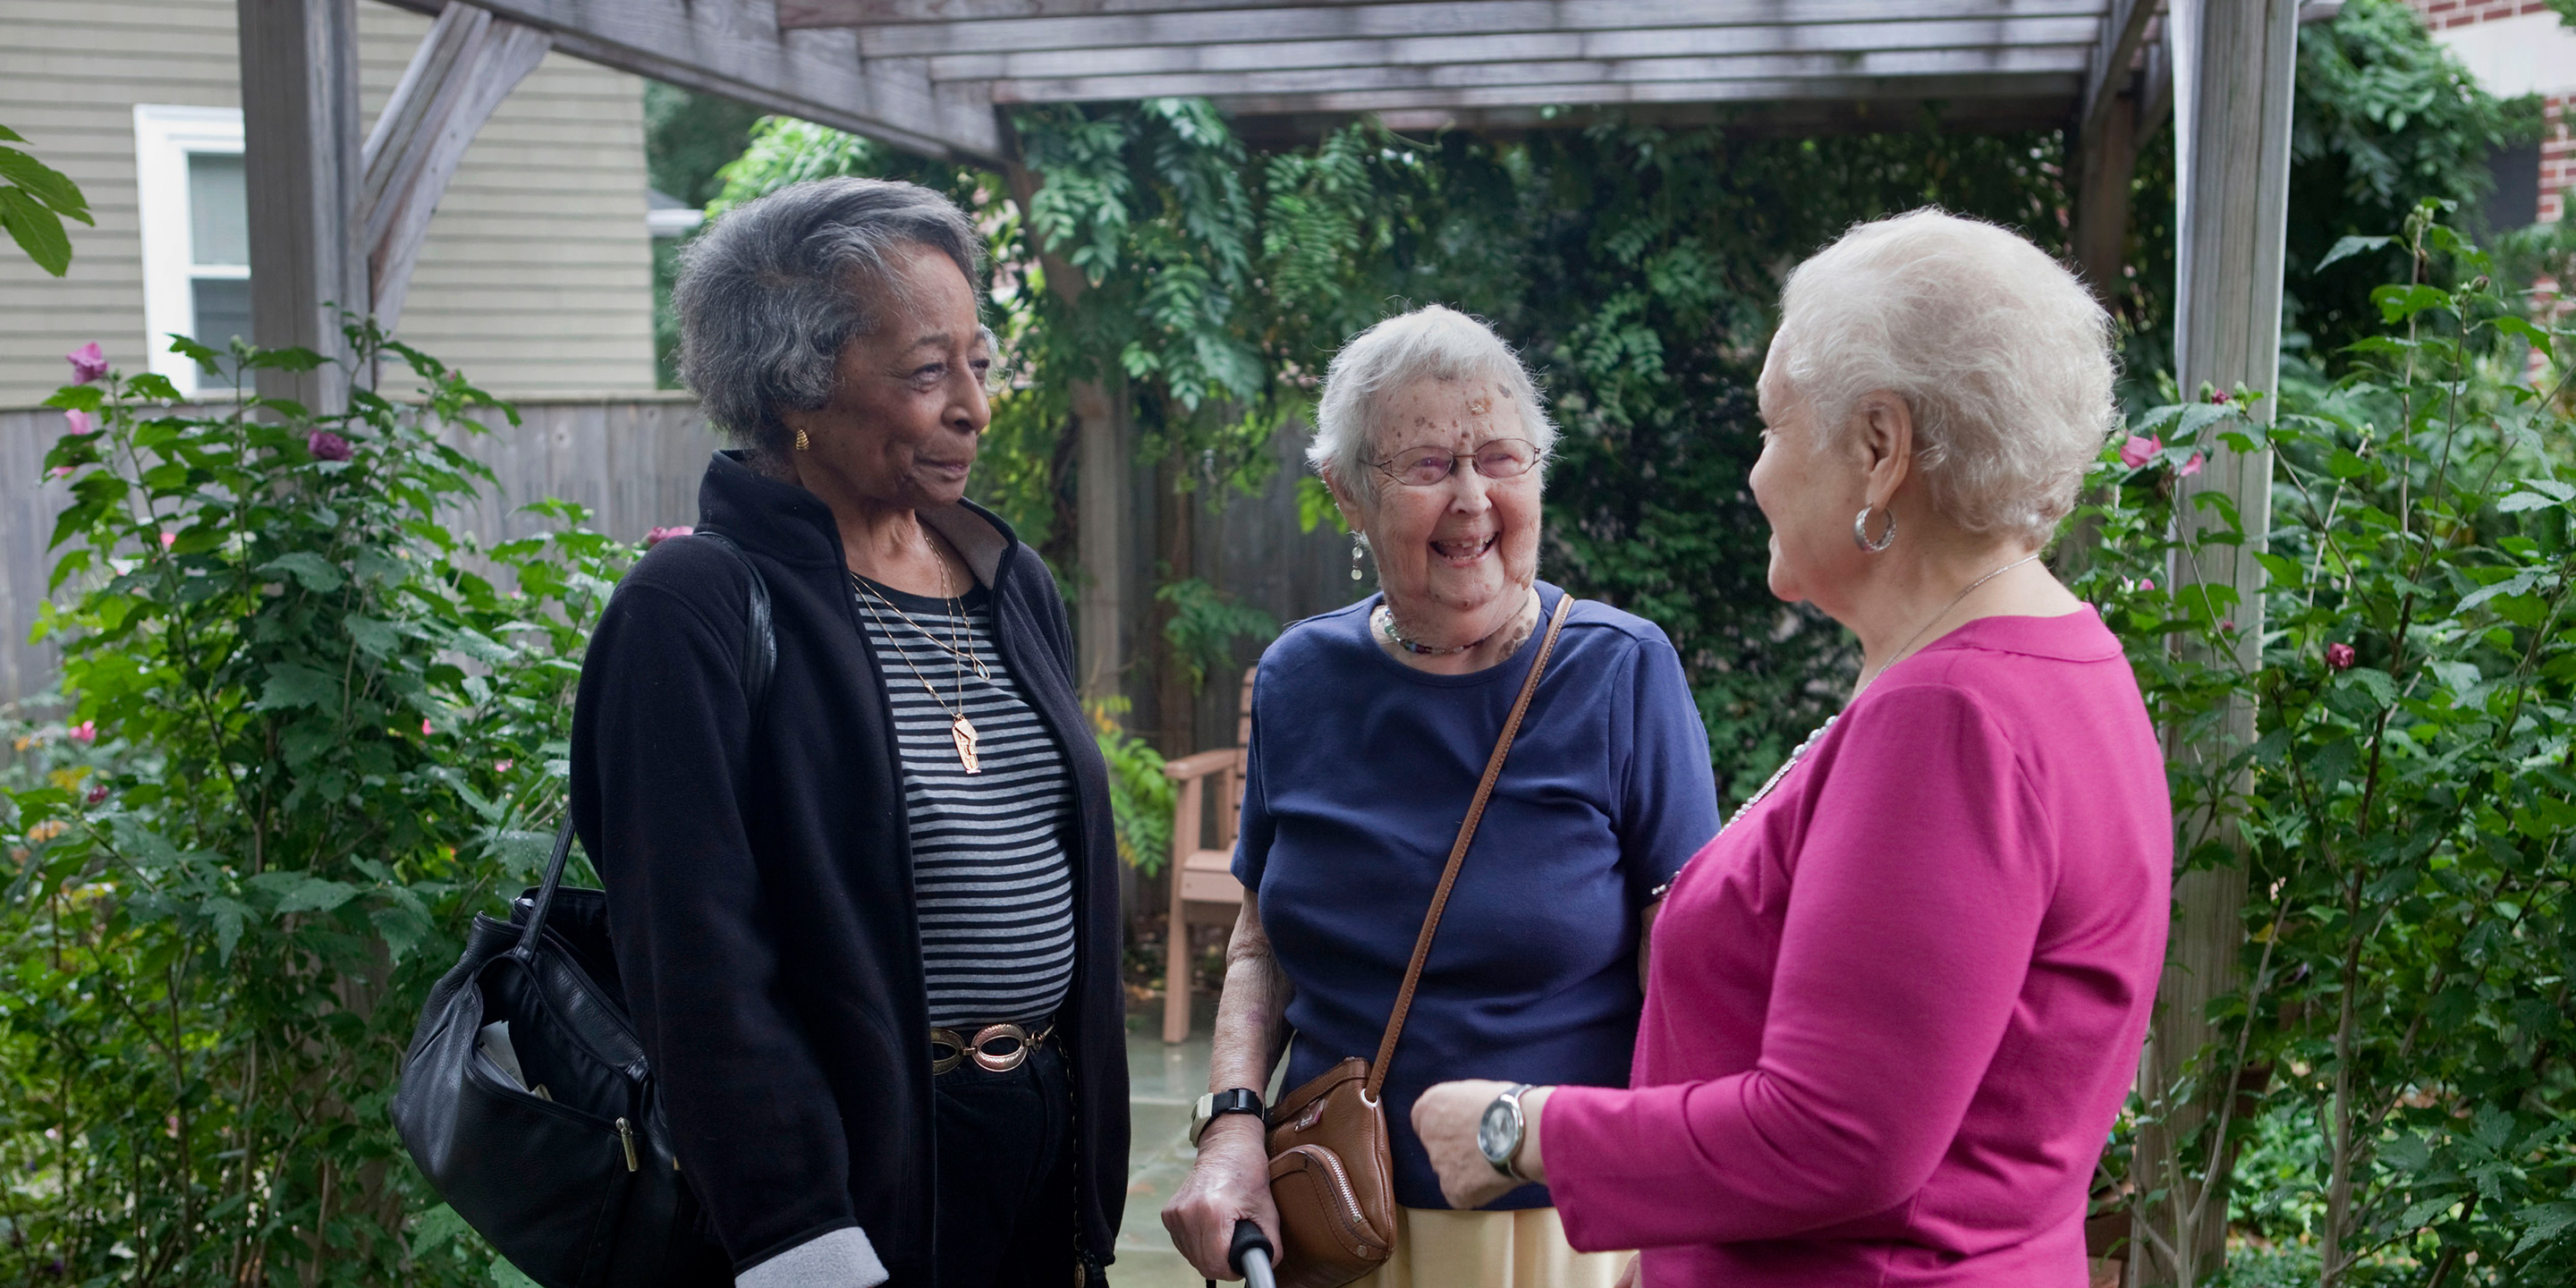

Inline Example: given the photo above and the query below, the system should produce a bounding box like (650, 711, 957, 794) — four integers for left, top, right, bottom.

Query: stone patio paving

(1115, 998, 1218, 1287)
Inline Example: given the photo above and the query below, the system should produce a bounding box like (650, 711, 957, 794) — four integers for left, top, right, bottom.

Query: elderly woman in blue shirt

(1163, 306, 1722, 1286)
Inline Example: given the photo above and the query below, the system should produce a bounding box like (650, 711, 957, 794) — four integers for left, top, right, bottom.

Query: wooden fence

(0, 394, 720, 708)
(0, 395, 1354, 740)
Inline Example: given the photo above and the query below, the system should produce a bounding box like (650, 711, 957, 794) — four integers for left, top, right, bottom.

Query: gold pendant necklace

(852, 555, 984, 774)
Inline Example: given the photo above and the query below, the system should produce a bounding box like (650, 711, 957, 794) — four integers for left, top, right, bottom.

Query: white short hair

(1774, 208, 2115, 548)
(1307, 305, 1556, 498)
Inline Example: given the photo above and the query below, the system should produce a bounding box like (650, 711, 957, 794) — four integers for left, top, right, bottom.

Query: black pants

(928, 1038, 1079, 1288)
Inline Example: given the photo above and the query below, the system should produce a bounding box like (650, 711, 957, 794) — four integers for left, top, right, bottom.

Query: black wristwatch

(1190, 1088, 1267, 1147)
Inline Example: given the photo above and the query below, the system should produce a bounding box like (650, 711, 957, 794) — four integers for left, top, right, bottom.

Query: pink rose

(2208, 389, 2232, 404)
(2326, 642, 2355, 671)
(86, 785, 109, 805)
(2140, 578, 2155, 592)
(306, 430, 352, 462)
(66, 342, 107, 385)
(421, 719, 435, 736)
(646, 525, 695, 547)
(158, 531, 176, 548)
(2180, 453, 2205, 478)
(495, 758, 514, 773)
(48, 465, 72, 479)
(63, 409, 95, 436)
(2119, 435, 2161, 470)
(69, 721, 96, 744)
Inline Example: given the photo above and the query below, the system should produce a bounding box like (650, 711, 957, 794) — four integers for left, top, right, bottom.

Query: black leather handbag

(392, 532, 771, 1288)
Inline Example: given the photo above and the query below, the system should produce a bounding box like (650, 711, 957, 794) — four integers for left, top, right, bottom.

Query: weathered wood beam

(925, 16, 2106, 82)
(831, 0, 2114, 55)
(786, 0, 1375, 20)
(2077, 0, 2157, 154)
(374, 0, 1004, 163)
(989, 48, 2089, 104)
(241, 0, 367, 410)
(2129, 2, 2301, 1285)
(1040, 71, 2083, 114)
(362, 4, 553, 332)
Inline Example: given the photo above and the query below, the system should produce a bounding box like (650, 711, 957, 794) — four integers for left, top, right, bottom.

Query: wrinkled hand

(1162, 1118, 1281, 1281)
(1411, 1079, 1521, 1210)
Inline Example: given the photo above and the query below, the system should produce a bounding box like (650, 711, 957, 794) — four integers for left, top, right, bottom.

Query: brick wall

(2412, 0, 2560, 30)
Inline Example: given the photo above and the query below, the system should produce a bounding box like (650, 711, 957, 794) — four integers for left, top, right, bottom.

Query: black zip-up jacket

(569, 452, 1128, 1284)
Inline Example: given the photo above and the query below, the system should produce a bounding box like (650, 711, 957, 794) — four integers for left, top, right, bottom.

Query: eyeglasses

(1372, 438, 1539, 487)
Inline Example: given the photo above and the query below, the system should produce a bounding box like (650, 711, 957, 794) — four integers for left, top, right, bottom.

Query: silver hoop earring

(1351, 532, 1368, 582)
(1853, 504, 1896, 553)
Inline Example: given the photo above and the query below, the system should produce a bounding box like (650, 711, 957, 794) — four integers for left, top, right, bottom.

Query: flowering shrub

(0, 326, 632, 1285)
(2075, 206, 2576, 1284)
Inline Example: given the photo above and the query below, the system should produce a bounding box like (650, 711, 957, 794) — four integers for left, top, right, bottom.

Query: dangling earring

(793, 427, 810, 452)
(1351, 532, 1368, 582)
(1852, 504, 1895, 553)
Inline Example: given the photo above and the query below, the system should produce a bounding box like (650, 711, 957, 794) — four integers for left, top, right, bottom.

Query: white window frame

(133, 105, 248, 398)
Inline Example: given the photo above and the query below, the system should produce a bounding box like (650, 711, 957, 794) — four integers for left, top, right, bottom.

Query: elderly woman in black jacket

(569, 177, 1128, 1288)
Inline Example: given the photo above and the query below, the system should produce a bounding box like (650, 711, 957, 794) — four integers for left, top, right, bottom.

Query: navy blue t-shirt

(1234, 581, 1723, 1210)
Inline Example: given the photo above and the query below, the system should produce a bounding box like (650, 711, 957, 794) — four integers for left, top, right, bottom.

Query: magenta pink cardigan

(1544, 608, 2169, 1286)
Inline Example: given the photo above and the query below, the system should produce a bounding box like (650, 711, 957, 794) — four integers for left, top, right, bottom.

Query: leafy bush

(0, 329, 629, 1285)
(2077, 207, 2576, 1284)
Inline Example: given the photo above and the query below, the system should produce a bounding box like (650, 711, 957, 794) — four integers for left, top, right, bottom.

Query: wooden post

(239, 0, 367, 410)
(2072, 97, 2140, 307)
(2130, 2, 2300, 1284)
(1072, 376, 1131, 702)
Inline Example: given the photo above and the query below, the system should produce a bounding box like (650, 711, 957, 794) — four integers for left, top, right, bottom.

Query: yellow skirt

(1347, 1206, 1632, 1288)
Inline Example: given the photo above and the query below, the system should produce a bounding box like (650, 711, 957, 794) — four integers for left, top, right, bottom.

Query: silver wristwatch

(1477, 1083, 1535, 1182)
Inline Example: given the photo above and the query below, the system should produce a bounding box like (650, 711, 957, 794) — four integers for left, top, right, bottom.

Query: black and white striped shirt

(854, 577, 1077, 1029)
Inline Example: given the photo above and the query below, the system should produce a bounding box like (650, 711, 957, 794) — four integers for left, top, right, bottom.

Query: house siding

(0, 0, 656, 408)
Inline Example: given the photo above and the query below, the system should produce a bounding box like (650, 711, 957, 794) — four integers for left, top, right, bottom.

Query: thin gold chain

(855, 592, 972, 723)
(848, 547, 990, 682)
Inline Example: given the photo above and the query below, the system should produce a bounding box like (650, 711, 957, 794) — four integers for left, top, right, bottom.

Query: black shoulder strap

(516, 531, 775, 960)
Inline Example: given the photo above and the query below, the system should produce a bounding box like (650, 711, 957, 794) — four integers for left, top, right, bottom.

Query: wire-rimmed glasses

(1372, 438, 1539, 487)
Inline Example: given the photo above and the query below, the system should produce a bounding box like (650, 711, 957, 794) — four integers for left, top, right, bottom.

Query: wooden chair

(1159, 666, 1255, 1043)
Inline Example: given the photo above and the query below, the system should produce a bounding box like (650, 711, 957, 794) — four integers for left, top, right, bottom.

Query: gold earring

(793, 428, 810, 452)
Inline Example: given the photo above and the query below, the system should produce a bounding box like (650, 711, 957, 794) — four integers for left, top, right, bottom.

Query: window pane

(192, 276, 252, 381)
(188, 152, 249, 267)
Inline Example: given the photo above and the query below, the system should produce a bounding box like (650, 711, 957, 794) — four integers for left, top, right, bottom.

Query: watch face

(1478, 1097, 1516, 1162)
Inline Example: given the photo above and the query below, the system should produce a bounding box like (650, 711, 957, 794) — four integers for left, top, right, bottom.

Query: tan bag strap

(1364, 591, 1575, 1100)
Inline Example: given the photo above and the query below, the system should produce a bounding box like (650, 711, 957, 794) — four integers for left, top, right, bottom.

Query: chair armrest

(1163, 749, 1241, 783)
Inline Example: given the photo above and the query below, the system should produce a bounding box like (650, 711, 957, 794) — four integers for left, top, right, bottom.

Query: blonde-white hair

(1308, 305, 1556, 498)
(1773, 208, 2116, 547)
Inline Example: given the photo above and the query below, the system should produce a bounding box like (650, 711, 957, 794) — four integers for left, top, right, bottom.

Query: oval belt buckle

(969, 1022, 1031, 1072)
(928, 1028, 970, 1075)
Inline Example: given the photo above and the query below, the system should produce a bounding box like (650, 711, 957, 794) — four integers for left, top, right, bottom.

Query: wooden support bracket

(361, 3, 554, 333)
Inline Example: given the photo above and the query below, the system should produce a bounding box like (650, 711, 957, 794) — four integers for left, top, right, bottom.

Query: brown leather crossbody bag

(1260, 593, 1573, 1288)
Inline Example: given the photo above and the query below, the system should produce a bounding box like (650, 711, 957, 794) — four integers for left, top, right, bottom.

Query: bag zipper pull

(616, 1117, 639, 1173)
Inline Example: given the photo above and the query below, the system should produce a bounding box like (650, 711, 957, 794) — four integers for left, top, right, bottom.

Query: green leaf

(255, 662, 343, 712)
(2316, 234, 2393, 272)
(410, 1204, 470, 1258)
(2345, 666, 2400, 706)
(248, 871, 357, 914)
(258, 551, 347, 592)
(203, 895, 254, 961)
(2512, 1202, 2576, 1255)
(0, 184, 72, 276)
(0, 145, 92, 221)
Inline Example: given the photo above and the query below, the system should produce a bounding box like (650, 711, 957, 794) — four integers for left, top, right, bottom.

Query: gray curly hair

(1307, 304, 1556, 504)
(674, 177, 984, 459)
(1773, 208, 2116, 548)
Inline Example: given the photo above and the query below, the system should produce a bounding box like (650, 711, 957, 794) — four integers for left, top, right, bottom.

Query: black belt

(929, 1021, 1054, 1074)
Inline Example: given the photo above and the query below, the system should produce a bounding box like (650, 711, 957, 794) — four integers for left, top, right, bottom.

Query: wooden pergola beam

(814, 0, 2111, 55)
(375, 0, 1006, 163)
(2078, 0, 2157, 155)
(982, 47, 2088, 104)
(241, 0, 367, 411)
(924, 17, 2106, 82)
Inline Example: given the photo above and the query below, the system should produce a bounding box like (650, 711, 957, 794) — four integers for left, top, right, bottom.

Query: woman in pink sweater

(1413, 209, 2171, 1286)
